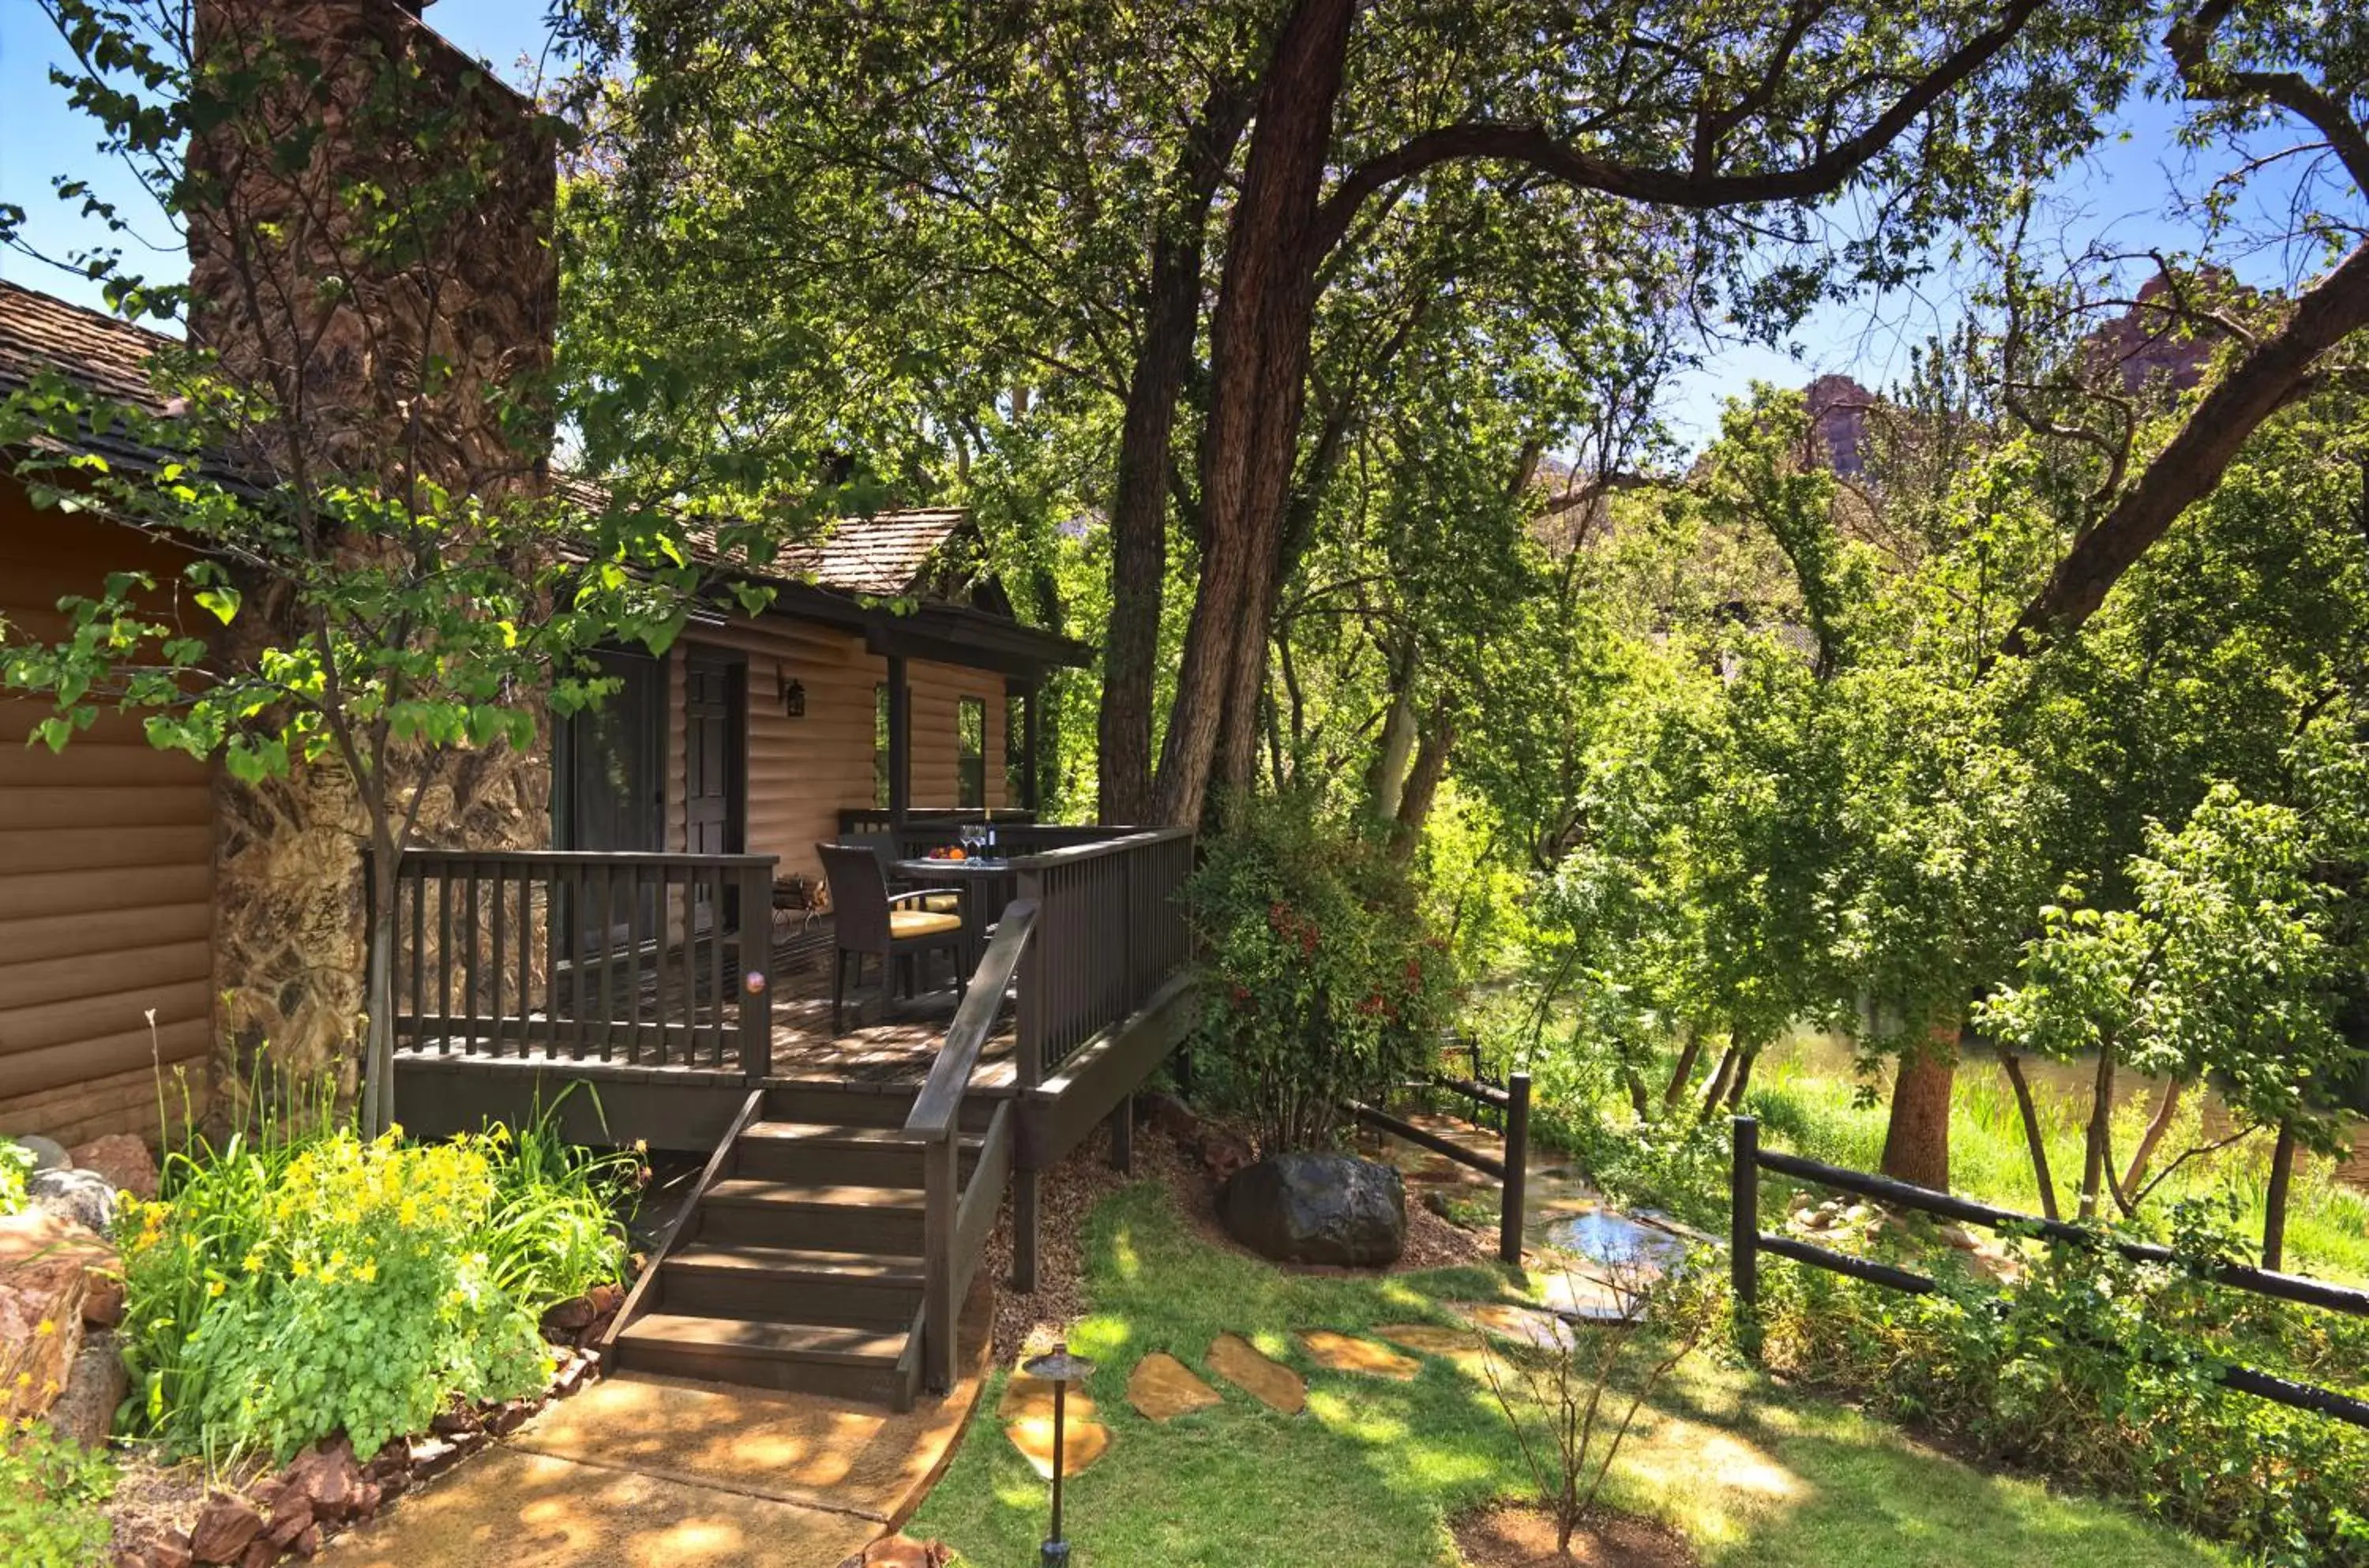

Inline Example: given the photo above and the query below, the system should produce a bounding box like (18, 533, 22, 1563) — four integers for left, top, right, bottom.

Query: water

(1543, 1207, 1692, 1272)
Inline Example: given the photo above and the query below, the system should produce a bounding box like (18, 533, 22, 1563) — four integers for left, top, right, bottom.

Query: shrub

(118, 1112, 631, 1465)
(0, 1418, 116, 1568)
(1186, 793, 1459, 1153)
(0, 1137, 31, 1215)
(1756, 1202, 2369, 1568)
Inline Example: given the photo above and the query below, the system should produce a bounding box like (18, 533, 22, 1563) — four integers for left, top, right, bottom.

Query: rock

(14, 1135, 70, 1172)
(1125, 1352, 1220, 1421)
(290, 1525, 321, 1560)
(1936, 1223, 1981, 1251)
(235, 1539, 277, 1568)
(141, 1533, 194, 1568)
(429, 1402, 482, 1438)
(266, 1491, 313, 1548)
(550, 1352, 592, 1399)
(188, 1493, 265, 1565)
(83, 1268, 126, 1330)
(1842, 1204, 1873, 1225)
(1196, 1126, 1256, 1184)
(0, 1212, 90, 1422)
(1205, 1332, 1305, 1414)
(585, 1281, 623, 1315)
(28, 1169, 118, 1233)
(1787, 1190, 1815, 1214)
(1450, 1301, 1576, 1353)
(283, 1438, 362, 1523)
(1296, 1330, 1420, 1380)
(1002, 1415, 1112, 1480)
(484, 1397, 535, 1436)
(67, 1135, 159, 1202)
(1420, 1190, 1453, 1220)
(1218, 1153, 1406, 1266)
(405, 1436, 462, 1481)
(540, 1294, 596, 1334)
(1372, 1323, 1493, 1374)
(838, 1536, 953, 1567)
(997, 1373, 1094, 1425)
(47, 1334, 126, 1448)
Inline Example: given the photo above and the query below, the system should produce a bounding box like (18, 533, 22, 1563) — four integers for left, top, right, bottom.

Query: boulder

(47, 1334, 126, 1448)
(283, 1437, 364, 1524)
(29, 1168, 118, 1233)
(69, 1135, 160, 1202)
(838, 1539, 952, 1568)
(14, 1135, 70, 1172)
(1195, 1126, 1256, 1184)
(141, 1536, 195, 1568)
(1218, 1153, 1406, 1266)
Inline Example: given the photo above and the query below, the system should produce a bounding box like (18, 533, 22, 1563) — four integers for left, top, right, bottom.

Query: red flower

(1228, 984, 1252, 1010)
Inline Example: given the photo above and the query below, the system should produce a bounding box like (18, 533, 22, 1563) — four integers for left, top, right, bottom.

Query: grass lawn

(910, 1180, 2234, 1568)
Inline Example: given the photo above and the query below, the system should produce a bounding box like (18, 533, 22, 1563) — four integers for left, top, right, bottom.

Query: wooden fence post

(1499, 1073, 1531, 1266)
(737, 861, 775, 1081)
(1732, 1115, 1761, 1356)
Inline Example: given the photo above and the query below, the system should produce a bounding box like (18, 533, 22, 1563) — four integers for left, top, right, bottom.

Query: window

(873, 682, 892, 808)
(957, 696, 987, 809)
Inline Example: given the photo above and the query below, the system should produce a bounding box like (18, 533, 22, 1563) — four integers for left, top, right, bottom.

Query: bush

(0, 1419, 115, 1568)
(0, 1137, 31, 1215)
(118, 1112, 632, 1464)
(1756, 1202, 2369, 1568)
(1187, 793, 1459, 1153)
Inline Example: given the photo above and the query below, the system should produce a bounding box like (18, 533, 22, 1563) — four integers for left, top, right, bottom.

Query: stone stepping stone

(1003, 1415, 1112, 1480)
(1126, 1352, 1221, 1421)
(1372, 1322, 1494, 1374)
(1205, 1333, 1305, 1414)
(1541, 1270, 1649, 1323)
(999, 1373, 1098, 1426)
(1294, 1330, 1419, 1381)
(1448, 1300, 1576, 1352)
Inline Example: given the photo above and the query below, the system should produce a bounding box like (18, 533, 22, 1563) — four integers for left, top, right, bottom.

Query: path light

(1022, 1343, 1095, 1566)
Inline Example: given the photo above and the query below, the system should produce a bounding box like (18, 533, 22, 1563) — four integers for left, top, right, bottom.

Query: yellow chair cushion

(920, 892, 961, 913)
(891, 910, 963, 939)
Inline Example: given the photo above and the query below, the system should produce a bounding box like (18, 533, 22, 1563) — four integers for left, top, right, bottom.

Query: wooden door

(683, 651, 747, 928)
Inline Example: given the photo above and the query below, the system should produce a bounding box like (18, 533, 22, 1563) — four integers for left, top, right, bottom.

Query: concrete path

(323, 1292, 992, 1568)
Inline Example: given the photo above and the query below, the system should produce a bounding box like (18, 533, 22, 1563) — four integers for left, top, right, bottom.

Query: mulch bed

(1451, 1503, 1700, 1568)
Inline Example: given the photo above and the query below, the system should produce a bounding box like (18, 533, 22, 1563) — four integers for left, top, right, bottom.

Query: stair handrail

(906, 899, 1039, 1141)
(907, 898, 1038, 1392)
(600, 1085, 766, 1358)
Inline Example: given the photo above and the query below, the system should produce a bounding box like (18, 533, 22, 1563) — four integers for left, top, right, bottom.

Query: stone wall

(189, 0, 558, 1116)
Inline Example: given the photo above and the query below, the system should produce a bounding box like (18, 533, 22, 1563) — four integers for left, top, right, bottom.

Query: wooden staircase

(610, 1083, 1001, 1412)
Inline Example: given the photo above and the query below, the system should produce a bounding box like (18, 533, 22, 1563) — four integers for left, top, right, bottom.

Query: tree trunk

(1662, 1026, 1705, 1110)
(2262, 1118, 2298, 1272)
(1725, 1039, 1763, 1109)
(1699, 1045, 1739, 1123)
(1879, 1015, 1958, 1191)
(2078, 1042, 2117, 1221)
(1389, 703, 1455, 855)
(359, 862, 399, 1139)
(1154, 0, 1354, 826)
(1365, 639, 1418, 820)
(2118, 1076, 2185, 1209)
(1095, 83, 1248, 825)
(1996, 1045, 2060, 1221)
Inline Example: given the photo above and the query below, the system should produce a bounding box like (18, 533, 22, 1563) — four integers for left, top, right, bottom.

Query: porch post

(887, 655, 912, 827)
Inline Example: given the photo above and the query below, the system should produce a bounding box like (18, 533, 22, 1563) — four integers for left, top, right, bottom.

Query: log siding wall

(665, 621, 1007, 884)
(0, 486, 214, 1140)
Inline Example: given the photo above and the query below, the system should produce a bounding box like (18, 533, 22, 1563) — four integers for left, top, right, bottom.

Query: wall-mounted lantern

(778, 663, 806, 718)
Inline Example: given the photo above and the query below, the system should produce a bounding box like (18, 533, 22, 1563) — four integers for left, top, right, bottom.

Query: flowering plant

(1186, 793, 1459, 1153)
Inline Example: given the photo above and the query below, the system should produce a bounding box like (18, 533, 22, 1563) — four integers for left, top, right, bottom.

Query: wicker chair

(844, 832, 962, 913)
(817, 842, 965, 1033)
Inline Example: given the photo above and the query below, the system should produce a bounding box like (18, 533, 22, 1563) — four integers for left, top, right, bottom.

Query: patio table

(891, 857, 1018, 975)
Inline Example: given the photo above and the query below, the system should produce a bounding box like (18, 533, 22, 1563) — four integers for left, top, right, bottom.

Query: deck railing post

(922, 1131, 958, 1393)
(1732, 1115, 1762, 1357)
(1499, 1072, 1530, 1266)
(736, 860, 775, 1080)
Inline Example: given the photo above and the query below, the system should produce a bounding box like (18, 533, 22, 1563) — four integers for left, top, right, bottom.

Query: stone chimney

(187, 0, 557, 493)
(190, 0, 558, 1115)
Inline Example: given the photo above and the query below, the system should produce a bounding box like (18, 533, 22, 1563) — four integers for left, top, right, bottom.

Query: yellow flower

(243, 1251, 265, 1274)
(207, 1279, 226, 1298)
(355, 1259, 379, 1285)
(386, 1122, 404, 1141)
(33, 1319, 55, 1338)
(291, 1258, 313, 1279)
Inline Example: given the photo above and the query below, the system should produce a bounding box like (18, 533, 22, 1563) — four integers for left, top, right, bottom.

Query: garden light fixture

(1021, 1343, 1095, 1566)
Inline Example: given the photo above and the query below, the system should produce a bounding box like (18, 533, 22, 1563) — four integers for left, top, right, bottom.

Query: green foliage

(0, 1420, 117, 1568)
(0, 1138, 32, 1216)
(1757, 1210, 2369, 1567)
(1186, 793, 1458, 1153)
(117, 1111, 630, 1464)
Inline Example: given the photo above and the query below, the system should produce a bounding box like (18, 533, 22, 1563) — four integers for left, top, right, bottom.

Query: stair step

(666, 1243, 928, 1283)
(734, 1121, 984, 1184)
(614, 1312, 920, 1408)
(695, 1180, 927, 1252)
(620, 1313, 910, 1365)
(763, 1082, 1000, 1132)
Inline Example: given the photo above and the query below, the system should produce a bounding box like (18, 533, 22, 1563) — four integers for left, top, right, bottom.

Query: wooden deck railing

(383, 849, 778, 1078)
(836, 805, 1038, 835)
(1014, 827, 1195, 1082)
(906, 901, 1038, 1393)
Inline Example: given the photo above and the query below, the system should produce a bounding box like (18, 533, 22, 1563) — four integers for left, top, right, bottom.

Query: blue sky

(0, 4, 2329, 447)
